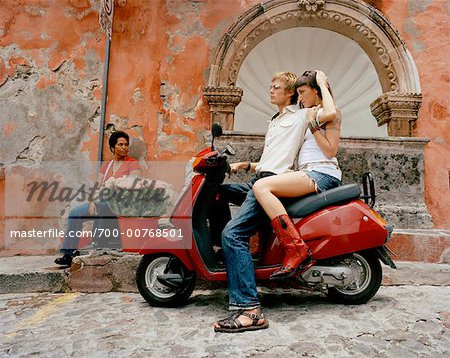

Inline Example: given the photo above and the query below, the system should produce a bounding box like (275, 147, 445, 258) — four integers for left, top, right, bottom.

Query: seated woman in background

(54, 131, 141, 266)
(253, 70, 342, 280)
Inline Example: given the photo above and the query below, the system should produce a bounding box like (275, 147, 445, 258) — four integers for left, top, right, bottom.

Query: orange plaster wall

(371, 0, 450, 229)
(104, 0, 260, 162)
(0, 0, 104, 78)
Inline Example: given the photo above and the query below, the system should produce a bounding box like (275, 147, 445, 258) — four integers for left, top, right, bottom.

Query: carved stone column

(202, 86, 243, 130)
(370, 92, 422, 136)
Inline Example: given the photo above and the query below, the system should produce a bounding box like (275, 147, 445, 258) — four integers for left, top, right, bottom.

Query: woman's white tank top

(298, 124, 341, 180)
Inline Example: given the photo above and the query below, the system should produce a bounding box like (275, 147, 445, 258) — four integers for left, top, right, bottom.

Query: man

(212, 72, 308, 333)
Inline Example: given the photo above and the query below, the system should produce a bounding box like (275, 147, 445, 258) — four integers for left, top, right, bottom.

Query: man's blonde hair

(271, 72, 298, 92)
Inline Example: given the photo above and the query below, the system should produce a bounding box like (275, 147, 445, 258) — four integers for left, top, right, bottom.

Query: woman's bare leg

(253, 171, 316, 279)
(253, 171, 316, 220)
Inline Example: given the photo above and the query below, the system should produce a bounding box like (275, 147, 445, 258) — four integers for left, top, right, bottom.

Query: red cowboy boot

(270, 214, 312, 280)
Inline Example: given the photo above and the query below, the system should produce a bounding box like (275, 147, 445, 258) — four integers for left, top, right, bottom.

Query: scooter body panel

(259, 200, 387, 265)
(299, 200, 387, 260)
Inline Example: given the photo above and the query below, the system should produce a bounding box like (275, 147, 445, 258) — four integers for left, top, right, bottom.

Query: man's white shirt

(256, 105, 308, 175)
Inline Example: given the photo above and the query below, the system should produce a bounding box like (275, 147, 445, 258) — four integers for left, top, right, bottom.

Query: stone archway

(203, 0, 422, 136)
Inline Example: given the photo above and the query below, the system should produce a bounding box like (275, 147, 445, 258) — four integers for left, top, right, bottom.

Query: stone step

(0, 255, 68, 294)
(388, 229, 450, 263)
(0, 253, 449, 294)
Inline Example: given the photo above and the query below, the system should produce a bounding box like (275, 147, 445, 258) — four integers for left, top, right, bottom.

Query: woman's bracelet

(314, 116, 321, 127)
(308, 120, 320, 134)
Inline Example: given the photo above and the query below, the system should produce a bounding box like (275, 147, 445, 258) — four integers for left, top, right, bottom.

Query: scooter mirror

(211, 122, 223, 138)
(224, 144, 236, 156)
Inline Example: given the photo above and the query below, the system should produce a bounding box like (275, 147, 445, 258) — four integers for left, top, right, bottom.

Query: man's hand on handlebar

(229, 162, 240, 175)
(228, 162, 252, 177)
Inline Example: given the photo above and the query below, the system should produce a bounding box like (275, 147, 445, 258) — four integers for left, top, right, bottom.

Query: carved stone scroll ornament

(370, 92, 422, 136)
(297, 0, 326, 12)
(202, 86, 243, 130)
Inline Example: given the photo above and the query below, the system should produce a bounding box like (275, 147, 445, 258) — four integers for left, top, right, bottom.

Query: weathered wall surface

(0, 0, 105, 252)
(95, 0, 261, 163)
(1, 0, 104, 163)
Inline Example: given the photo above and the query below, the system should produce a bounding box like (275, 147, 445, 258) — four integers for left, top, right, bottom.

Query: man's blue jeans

(220, 180, 269, 310)
(60, 201, 119, 255)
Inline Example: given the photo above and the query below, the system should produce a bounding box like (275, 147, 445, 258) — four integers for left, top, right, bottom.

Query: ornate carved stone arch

(203, 0, 422, 136)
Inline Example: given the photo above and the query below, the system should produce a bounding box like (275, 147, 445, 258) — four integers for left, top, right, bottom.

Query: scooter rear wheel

(136, 254, 196, 307)
(327, 250, 382, 305)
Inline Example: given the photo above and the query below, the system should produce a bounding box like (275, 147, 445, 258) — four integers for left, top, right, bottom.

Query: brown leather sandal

(214, 310, 269, 333)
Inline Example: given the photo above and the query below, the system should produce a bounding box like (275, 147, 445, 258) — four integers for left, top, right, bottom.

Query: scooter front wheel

(327, 250, 382, 305)
(136, 254, 196, 307)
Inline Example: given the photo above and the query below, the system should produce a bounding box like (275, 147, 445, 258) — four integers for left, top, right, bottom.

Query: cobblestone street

(1, 286, 449, 357)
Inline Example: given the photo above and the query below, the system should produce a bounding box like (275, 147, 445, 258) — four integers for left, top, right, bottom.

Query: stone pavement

(0, 286, 449, 357)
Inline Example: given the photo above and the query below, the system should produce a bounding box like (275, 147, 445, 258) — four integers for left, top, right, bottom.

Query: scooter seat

(285, 183, 361, 218)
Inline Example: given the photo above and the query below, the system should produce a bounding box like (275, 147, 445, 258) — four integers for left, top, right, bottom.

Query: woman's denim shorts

(304, 170, 341, 193)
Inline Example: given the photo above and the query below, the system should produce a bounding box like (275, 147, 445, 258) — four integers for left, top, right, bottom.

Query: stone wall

(338, 137, 431, 229)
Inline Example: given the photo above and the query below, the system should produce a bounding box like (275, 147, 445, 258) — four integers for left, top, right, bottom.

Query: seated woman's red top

(99, 156, 141, 181)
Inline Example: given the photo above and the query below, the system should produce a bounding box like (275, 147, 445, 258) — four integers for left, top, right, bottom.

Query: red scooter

(132, 123, 396, 307)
